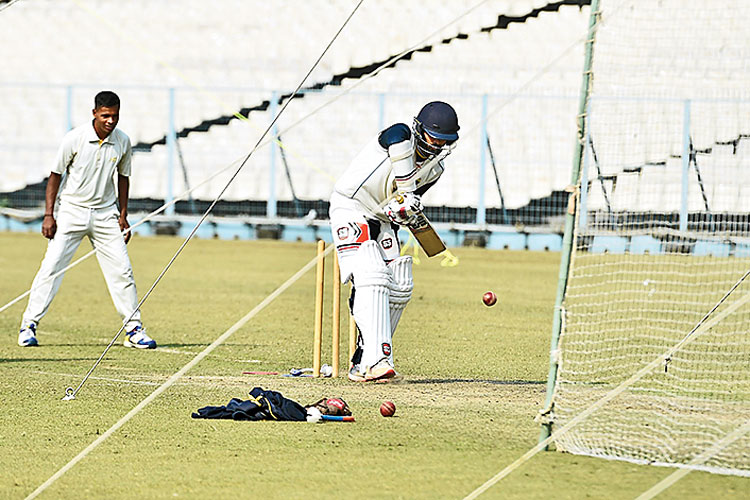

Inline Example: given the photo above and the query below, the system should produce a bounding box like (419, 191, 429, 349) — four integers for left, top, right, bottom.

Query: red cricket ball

(380, 401, 396, 417)
(483, 291, 497, 307)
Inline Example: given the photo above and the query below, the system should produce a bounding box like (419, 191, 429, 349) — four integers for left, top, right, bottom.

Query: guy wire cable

(463, 268, 750, 499)
(3, 0, 557, 333)
(635, 418, 750, 500)
(67, 0, 333, 183)
(0, 0, 22, 14)
(26, 243, 332, 500)
(66, 0, 483, 185)
(0, 0, 490, 316)
(459, 0, 631, 141)
(664, 269, 750, 372)
(252, 0, 492, 149)
(61, 0, 366, 401)
(0, 156, 245, 316)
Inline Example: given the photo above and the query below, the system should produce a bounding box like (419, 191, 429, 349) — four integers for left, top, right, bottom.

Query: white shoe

(348, 358, 398, 382)
(123, 325, 157, 349)
(18, 322, 39, 347)
(348, 364, 366, 382)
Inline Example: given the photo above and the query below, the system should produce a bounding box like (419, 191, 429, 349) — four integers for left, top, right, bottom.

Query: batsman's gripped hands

(385, 192, 423, 226)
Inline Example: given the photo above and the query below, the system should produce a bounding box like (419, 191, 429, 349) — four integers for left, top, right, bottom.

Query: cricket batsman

(329, 101, 459, 381)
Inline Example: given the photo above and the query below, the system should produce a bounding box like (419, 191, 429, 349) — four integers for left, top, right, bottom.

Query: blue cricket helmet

(413, 101, 459, 160)
(415, 101, 460, 141)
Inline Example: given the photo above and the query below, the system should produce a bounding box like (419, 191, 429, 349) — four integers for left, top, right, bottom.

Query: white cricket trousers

(22, 201, 142, 332)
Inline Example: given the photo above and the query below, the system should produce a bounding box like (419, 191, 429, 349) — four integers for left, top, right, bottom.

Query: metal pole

(539, 0, 601, 445)
(277, 132, 303, 217)
(166, 87, 176, 215)
(378, 92, 385, 130)
(174, 138, 197, 214)
(65, 85, 73, 132)
(485, 133, 508, 224)
(268, 91, 279, 218)
(477, 93, 488, 225)
(680, 99, 691, 232)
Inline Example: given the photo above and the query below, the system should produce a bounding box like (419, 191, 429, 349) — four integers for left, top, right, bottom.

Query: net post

(539, 0, 601, 446)
(313, 240, 325, 377)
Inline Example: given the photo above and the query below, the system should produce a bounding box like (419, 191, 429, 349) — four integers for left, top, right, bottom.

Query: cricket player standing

(329, 101, 459, 381)
(17, 91, 156, 349)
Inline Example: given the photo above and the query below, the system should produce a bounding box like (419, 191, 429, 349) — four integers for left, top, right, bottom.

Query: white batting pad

(351, 241, 393, 368)
(388, 255, 413, 336)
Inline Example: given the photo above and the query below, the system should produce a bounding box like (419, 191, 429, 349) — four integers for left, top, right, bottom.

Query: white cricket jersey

(332, 136, 445, 222)
(51, 123, 132, 209)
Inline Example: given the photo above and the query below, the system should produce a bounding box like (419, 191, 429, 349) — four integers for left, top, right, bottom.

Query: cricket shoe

(18, 322, 39, 347)
(123, 325, 157, 349)
(348, 358, 399, 382)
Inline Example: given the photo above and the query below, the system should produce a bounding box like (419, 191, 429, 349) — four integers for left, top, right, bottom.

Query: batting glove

(384, 192, 423, 226)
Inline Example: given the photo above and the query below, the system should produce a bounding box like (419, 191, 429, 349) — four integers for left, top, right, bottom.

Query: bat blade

(408, 212, 446, 257)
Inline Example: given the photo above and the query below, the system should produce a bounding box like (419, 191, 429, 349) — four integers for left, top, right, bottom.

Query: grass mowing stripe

(24, 248, 326, 500)
(635, 419, 750, 500)
(33, 371, 163, 387)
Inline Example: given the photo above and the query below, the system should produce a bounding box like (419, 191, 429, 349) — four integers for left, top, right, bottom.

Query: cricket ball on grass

(380, 401, 396, 417)
(482, 291, 497, 307)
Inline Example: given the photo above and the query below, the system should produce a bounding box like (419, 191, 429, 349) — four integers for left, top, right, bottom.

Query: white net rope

(552, 0, 750, 476)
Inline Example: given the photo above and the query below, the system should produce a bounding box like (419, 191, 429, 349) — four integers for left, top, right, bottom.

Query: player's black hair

(94, 91, 120, 109)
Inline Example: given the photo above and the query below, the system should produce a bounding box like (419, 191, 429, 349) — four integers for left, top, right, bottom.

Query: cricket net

(548, 0, 750, 476)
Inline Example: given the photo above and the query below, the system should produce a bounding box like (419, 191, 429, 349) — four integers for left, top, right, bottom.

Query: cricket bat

(392, 192, 446, 257)
(407, 212, 446, 257)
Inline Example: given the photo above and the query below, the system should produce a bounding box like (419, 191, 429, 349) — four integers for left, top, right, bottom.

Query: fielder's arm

(41, 172, 62, 239)
(117, 174, 131, 243)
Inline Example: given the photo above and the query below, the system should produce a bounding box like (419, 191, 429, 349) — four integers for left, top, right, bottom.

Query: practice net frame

(540, 0, 750, 476)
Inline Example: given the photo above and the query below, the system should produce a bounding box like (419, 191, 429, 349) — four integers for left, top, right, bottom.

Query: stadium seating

(2, 0, 592, 216)
(7, 1, 748, 227)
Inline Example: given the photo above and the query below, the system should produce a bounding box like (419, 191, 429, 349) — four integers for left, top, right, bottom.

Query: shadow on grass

(15, 342, 122, 347)
(156, 343, 266, 349)
(407, 378, 545, 385)
(155, 343, 215, 348)
(0, 357, 96, 364)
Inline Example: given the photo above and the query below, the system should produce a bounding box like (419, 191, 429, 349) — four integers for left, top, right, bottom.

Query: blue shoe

(18, 322, 39, 347)
(123, 325, 157, 349)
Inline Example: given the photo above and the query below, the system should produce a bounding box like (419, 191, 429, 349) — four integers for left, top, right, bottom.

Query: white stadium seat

(18, 0, 750, 219)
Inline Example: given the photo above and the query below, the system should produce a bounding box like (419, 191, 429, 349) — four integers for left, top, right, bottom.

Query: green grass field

(1, 232, 747, 499)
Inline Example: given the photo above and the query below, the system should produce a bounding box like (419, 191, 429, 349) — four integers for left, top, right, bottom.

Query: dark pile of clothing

(192, 387, 351, 422)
